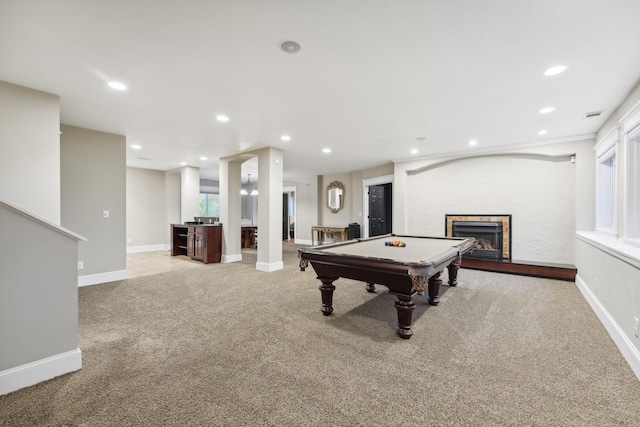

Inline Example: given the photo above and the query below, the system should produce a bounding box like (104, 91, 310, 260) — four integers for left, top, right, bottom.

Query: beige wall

(0, 81, 61, 223)
(0, 205, 79, 373)
(61, 125, 126, 278)
(318, 172, 353, 227)
(126, 167, 168, 249)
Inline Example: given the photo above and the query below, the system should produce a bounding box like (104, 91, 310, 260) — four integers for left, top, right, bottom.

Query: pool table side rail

(298, 235, 475, 296)
(298, 234, 474, 269)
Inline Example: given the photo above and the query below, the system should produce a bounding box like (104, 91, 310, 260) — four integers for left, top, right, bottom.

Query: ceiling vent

(583, 110, 604, 119)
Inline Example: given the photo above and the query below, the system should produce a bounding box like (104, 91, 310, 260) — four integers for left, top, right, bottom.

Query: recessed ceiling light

(416, 137, 426, 141)
(543, 65, 567, 76)
(280, 40, 301, 54)
(216, 115, 229, 122)
(180, 162, 187, 166)
(108, 81, 127, 91)
(200, 156, 207, 161)
(131, 144, 141, 150)
(411, 149, 418, 154)
(537, 130, 548, 135)
(539, 107, 555, 114)
(322, 148, 331, 153)
(468, 139, 478, 146)
(281, 135, 291, 141)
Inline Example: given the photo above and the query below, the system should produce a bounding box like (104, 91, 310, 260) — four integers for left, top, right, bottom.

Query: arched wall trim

(406, 152, 575, 176)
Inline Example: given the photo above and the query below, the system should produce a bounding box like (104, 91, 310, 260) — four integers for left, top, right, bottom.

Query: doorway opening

(283, 187, 296, 242)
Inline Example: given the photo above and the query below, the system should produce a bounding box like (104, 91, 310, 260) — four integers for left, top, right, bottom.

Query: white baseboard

(78, 269, 128, 287)
(575, 274, 640, 381)
(0, 348, 82, 395)
(126, 244, 169, 254)
(222, 254, 242, 263)
(294, 239, 312, 245)
(256, 261, 284, 272)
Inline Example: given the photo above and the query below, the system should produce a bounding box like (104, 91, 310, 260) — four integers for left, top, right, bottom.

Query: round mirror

(327, 181, 344, 213)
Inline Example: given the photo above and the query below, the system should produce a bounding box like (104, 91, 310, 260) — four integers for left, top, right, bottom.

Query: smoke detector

(280, 40, 301, 54)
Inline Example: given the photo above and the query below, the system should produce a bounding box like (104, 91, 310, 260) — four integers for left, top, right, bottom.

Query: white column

(256, 147, 284, 272)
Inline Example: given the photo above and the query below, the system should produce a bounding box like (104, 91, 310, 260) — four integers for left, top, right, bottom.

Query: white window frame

(619, 100, 640, 247)
(593, 127, 619, 236)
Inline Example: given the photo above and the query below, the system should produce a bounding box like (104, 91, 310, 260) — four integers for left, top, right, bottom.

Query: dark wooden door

(282, 194, 289, 240)
(369, 183, 392, 237)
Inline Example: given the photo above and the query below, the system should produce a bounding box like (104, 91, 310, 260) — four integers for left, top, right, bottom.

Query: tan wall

(126, 167, 168, 249)
(0, 81, 60, 223)
(61, 125, 126, 276)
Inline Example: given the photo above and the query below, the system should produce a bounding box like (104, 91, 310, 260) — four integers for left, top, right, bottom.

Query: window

(596, 149, 616, 230)
(594, 129, 618, 235)
(624, 121, 640, 245)
(199, 193, 220, 217)
(618, 100, 640, 246)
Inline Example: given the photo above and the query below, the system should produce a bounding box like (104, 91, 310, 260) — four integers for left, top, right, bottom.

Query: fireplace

(445, 214, 512, 260)
(453, 221, 503, 260)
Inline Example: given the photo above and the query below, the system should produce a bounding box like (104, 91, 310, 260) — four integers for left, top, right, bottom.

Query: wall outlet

(103, 210, 110, 218)
(634, 317, 639, 338)
(78, 261, 84, 270)
(127, 238, 132, 244)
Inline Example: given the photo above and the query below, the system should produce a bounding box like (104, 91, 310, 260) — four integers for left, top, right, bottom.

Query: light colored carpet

(1, 244, 639, 426)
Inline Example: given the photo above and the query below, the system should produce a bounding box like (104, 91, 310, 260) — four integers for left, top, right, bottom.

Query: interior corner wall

(126, 167, 167, 249)
(0, 81, 61, 224)
(60, 125, 126, 277)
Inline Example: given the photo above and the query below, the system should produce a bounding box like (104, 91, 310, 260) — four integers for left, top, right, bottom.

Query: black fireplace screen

(452, 221, 503, 260)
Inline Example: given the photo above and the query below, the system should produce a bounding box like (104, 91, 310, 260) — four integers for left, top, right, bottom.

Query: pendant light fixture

(241, 174, 258, 196)
(250, 177, 258, 196)
(241, 174, 250, 195)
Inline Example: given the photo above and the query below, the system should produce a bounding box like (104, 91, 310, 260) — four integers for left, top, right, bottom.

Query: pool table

(298, 234, 476, 339)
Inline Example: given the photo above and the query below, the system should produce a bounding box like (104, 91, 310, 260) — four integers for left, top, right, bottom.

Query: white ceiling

(2, 0, 640, 182)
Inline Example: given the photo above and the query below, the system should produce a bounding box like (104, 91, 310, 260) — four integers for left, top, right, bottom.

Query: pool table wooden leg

(395, 295, 416, 339)
(428, 272, 442, 305)
(318, 278, 336, 316)
(447, 255, 462, 287)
